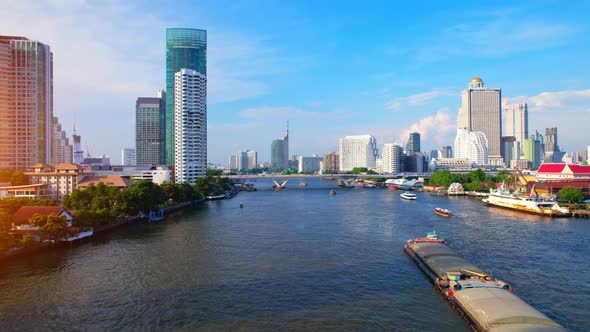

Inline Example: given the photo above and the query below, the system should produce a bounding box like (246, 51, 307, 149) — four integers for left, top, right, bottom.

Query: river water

(0, 178, 588, 331)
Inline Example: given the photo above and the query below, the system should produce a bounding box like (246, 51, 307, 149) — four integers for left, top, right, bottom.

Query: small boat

(148, 209, 165, 222)
(206, 194, 226, 200)
(272, 179, 288, 190)
(387, 185, 397, 190)
(329, 190, 336, 196)
(435, 207, 453, 217)
(400, 192, 417, 200)
(299, 181, 308, 187)
(363, 183, 376, 188)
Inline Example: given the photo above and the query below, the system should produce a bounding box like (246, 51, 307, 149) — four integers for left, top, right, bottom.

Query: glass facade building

(165, 28, 207, 165)
(136, 91, 166, 166)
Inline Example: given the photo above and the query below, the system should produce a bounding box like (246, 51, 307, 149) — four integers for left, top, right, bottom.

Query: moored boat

(387, 185, 397, 190)
(400, 192, 416, 200)
(434, 207, 452, 217)
(206, 194, 226, 200)
(363, 183, 376, 188)
(482, 184, 570, 217)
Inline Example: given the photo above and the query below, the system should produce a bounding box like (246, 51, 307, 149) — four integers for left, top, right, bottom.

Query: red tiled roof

(537, 163, 566, 173)
(55, 163, 81, 171)
(13, 206, 69, 225)
(77, 175, 131, 188)
(568, 164, 590, 175)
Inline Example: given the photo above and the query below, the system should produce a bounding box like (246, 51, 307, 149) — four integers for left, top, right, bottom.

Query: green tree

(29, 213, 48, 228)
(351, 167, 368, 174)
(121, 180, 166, 215)
(206, 168, 224, 176)
(43, 214, 68, 239)
(558, 186, 584, 204)
(10, 171, 28, 186)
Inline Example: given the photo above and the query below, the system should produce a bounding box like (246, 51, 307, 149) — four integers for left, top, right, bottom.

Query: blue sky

(3, 0, 590, 164)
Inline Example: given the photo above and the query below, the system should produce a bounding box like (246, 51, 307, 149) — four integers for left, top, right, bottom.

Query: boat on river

(363, 183, 376, 188)
(206, 194, 226, 200)
(400, 192, 416, 200)
(148, 209, 165, 221)
(482, 184, 570, 217)
(329, 190, 336, 196)
(387, 185, 397, 190)
(272, 179, 288, 190)
(404, 233, 564, 331)
(434, 207, 452, 217)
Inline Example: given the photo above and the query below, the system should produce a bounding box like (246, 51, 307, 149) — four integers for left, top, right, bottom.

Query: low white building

(131, 168, 172, 184)
(298, 156, 323, 173)
(339, 135, 378, 172)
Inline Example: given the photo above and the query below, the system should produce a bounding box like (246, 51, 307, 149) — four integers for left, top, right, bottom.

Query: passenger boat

(400, 192, 416, 200)
(404, 233, 564, 331)
(205, 194, 226, 200)
(434, 207, 452, 217)
(329, 190, 336, 196)
(482, 184, 570, 217)
(387, 185, 397, 190)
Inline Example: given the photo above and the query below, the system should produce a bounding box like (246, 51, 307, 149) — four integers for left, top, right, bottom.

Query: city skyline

(2, 1, 590, 164)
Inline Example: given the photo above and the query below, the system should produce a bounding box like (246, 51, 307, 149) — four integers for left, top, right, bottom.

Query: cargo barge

(404, 232, 564, 331)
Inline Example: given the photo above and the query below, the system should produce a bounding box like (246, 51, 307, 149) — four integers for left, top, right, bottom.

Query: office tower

(51, 116, 73, 164)
(136, 90, 166, 166)
(382, 143, 404, 174)
(72, 130, 83, 164)
(504, 103, 528, 156)
(121, 147, 136, 165)
(297, 156, 323, 173)
(338, 135, 378, 172)
(0, 36, 53, 170)
(228, 154, 239, 170)
(457, 77, 502, 165)
(523, 137, 543, 169)
(271, 123, 289, 171)
(544, 127, 562, 162)
(243, 150, 257, 170)
(174, 69, 207, 183)
(406, 132, 421, 155)
(441, 146, 453, 158)
(454, 128, 488, 165)
(405, 152, 426, 173)
(501, 136, 517, 167)
(322, 152, 340, 172)
(165, 28, 207, 165)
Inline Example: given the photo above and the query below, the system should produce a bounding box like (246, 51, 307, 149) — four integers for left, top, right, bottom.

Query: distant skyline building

(165, 28, 207, 165)
(501, 136, 517, 167)
(457, 77, 502, 165)
(136, 90, 166, 166)
(523, 137, 543, 169)
(121, 147, 136, 166)
(454, 128, 488, 165)
(441, 146, 453, 158)
(339, 135, 378, 172)
(405, 132, 421, 155)
(0, 36, 53, 170)
(51, 116, 73, 165)
(174, 69, 207, 184)
(72, 124, 84, 165)
(271, 123, 289, 171)
(544, 127, 562, 163)
(504, 103, 528, 156)
(381, 143, 404, 174)
(322, 152, 340, 173)
(230, 149, 257, 170)
(298, 156, 322, 173)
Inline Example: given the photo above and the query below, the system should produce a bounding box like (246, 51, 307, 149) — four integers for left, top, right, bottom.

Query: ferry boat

(434, 207, 452, 217)
(482, 184, 570, 217)
(400, 192, 417, 200)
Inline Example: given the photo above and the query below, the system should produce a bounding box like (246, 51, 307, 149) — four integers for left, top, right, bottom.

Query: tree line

(428, 169, 510, 192)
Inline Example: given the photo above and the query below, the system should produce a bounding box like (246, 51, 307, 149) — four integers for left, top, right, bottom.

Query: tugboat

(435, 207, 453, 217)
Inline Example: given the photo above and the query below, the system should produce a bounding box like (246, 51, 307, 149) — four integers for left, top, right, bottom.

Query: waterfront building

(130, 168, 172, 185)
(454, 128, 488, 165)
(544, 127, 563, 163)
(174, 69, 207, 184)
(504, 103, 528, 156)
(457, 77, 502, 165)
(121, 147, 136, 166)
(441, 146, 453, 158)
(0, 36, 53, 170)
(523, 136, 543, 169)
(25, 163, 86, 201)
(381, 143, 404, 174)
(0, 183, 51, 199)
(431, 158, 473, 171)
(322, 152, 340, 173)
(404, 152, 426, 173)
(297, 156, 322, 173)
(339, 135, 378, 172)
(136, 90, 166, 166)
(405, 132, 421, 155)
(536, 163, 590, 181)
(165, 28, 207, 165)
(271, 124, 289, 171)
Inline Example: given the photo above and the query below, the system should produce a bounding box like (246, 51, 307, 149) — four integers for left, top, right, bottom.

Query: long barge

(404, 233, 564, 331)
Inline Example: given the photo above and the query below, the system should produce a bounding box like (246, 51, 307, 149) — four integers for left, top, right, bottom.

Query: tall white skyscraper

(454, 128, 488, 165)
(121, 147, 136, 165)
(504, 103, 528, 156)
(174, 68, 207, 184)
(381, 143, 404, 174)
(338, 135, 378, 171)
(457, 77, 502, 165)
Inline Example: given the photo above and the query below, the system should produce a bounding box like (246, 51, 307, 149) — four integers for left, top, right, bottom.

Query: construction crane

(509, 167, 538, 195)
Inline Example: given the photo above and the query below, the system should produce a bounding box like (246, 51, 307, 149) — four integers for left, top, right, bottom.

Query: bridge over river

(221, 173, 433, 180)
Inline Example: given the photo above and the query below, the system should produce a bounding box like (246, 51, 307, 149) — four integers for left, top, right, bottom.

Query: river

(0, 178, 588, 331)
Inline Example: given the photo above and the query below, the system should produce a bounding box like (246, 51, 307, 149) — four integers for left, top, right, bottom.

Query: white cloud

(398, 108, 454, 148)
(505, 89, 590, 112)
(386, 89, 455, 110)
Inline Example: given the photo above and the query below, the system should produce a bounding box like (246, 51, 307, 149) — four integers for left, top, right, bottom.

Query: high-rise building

(121, 147, 136, 165)
(457, 77, 502, 165)
(503, 103, 528, 156)
(72, 130, 83, 165)
(165, 28, 207, 165)
(271, 123, 289, 171)
(454, 128, 488, 165)
(297, 156, 323, 173)
(0, 36, 53, 170)
(405, 132, 421, 155)
(322, 152, 340, 173)
(174, 69, 207, 183)
(232, 149, 258, 170)
(544, 127, 562, 162)
(405, 153, 427, 173)
(136, 90, 166, 166)
(51, 116, 73, 165)
(501, 136, 517, 167)
(523, 137, 543, 169)
(338, 135, 378, 172)
(381, 143, 404, 174)
(441, 146, 453, 158)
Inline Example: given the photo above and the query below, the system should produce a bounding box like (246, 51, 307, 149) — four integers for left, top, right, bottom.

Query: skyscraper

(382, 143, 404, 174)
(174, 69, 207, 183)
(121, 147, 136, 165)
(457, 77, 502, 165)
(454, 128, 488, 165)
(271, 123, 289, 171)
(165, 28, 207, 165)
(544, 127, 562, 162)
(51, 116, 73, 164)
(72, 129, 83, 165)
(441, 146, 453, 158)
(0, 36, 53, 170)
(136, 90, 166, 165)
(405, 132, 421, 155)
(322, 152, 340, 173)
(338, 135, 378, 172)
(523, 137, 542, 169)
(504, 103, 528, 156)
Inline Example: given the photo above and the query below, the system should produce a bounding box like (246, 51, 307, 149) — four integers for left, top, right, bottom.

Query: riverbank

(0, 198, 206, 263)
